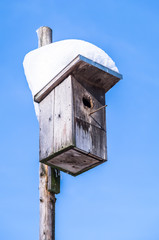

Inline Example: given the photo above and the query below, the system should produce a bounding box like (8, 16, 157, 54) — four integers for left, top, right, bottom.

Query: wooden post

(37, 26, 52, 48)
(37, 26, 58, 240)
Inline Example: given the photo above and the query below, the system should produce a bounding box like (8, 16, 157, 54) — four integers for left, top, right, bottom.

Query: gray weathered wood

(39, 76, 74, 161)
(39, 165, 56, 240)
(39, 91, 54, 160)
(73, 77, 106, 160)
(37, 26, 56, 240)
(47, 148, 102, 176)
(54, 76, 74, 153)
(36, 26, 52, 48)
(39, 75, 107, 176)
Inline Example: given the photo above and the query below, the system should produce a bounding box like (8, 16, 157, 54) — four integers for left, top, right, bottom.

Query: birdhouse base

(40, 146, 106, 176)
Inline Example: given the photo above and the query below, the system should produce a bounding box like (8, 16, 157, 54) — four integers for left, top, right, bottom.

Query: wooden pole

(37, 26, 52, 48)
(37, 26, 56, 240)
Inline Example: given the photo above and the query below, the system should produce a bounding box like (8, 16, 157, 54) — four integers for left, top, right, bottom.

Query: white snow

(23, 39, 119, 118)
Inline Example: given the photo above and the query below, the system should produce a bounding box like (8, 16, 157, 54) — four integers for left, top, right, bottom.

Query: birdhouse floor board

(41, 147, 106, 176)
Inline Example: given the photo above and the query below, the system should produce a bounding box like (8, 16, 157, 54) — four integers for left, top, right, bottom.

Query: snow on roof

(23, 39, 119, 118)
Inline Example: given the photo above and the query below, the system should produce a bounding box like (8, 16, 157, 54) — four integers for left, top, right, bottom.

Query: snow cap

(23, 39, 119, 118)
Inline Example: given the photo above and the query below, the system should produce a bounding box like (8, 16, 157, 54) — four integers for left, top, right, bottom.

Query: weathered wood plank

(39, 90, 54, 160)
(45, 148, 104, 176)
(54, 75, 74, 153)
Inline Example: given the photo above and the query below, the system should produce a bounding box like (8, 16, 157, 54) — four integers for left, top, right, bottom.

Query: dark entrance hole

(83, 96, 91, 108)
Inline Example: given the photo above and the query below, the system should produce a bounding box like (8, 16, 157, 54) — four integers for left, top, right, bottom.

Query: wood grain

(37, 26, 56, 240)
(54, 76, 74, 153)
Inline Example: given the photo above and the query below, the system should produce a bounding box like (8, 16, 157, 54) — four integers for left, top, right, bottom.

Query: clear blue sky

(0, 1, 159, 240)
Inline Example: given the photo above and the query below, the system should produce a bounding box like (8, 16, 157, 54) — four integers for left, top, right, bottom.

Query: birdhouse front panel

(39, 76, 74, 162)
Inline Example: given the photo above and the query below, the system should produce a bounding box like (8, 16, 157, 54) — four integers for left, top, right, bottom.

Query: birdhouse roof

(34, 54, 122, 103)
(23, 39, 122, 117)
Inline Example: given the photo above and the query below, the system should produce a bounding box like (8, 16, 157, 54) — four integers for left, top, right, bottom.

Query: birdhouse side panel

(39, 90, 54, 160)
(90, 124, 107, 160)
(72, 77, 107, 160)
(53, 75, 74, 153)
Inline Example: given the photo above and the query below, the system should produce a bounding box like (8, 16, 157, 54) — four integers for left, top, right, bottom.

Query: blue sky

(0, 1, 159, 240)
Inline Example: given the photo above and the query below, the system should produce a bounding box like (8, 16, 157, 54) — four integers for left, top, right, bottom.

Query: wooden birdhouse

(34, 55, 122, 176)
